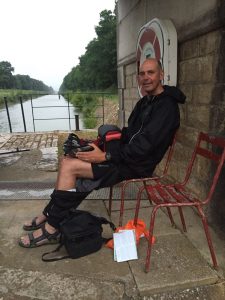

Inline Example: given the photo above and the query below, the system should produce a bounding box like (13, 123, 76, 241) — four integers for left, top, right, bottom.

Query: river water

(0, 95, 83, 133)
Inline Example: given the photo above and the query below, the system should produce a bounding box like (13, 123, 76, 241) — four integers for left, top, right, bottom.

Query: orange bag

(105, 219, 156, 249)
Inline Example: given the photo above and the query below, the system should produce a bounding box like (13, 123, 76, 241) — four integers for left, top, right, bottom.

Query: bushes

(69, 93, 98, 129)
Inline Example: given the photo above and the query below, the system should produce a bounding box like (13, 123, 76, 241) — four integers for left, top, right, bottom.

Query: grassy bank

(63, 92, 118, 129)
(0, 89, 48, 106)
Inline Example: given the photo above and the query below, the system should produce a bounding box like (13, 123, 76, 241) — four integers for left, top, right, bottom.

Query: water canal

(0, 95, 83, 133)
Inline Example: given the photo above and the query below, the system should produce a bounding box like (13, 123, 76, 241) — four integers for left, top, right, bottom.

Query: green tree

(0, 61, 14, 88)
(60, 8, 117, 92)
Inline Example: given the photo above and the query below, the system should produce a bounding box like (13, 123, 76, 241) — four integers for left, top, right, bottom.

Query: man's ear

(160, 70, 164, 81)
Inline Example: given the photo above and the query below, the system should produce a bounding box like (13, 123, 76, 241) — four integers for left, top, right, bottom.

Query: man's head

(138, 58, 164, 95)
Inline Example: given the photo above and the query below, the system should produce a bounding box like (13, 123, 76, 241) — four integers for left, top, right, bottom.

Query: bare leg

(20, 157, 94, 246)
(55, 156, 94, 190)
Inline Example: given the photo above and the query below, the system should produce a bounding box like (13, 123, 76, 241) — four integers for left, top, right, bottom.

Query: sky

(0, 0, 116, 91)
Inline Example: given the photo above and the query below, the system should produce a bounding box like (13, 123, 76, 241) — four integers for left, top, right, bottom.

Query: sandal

(19, 224, 60, 248)
(23, 216, 46, 231)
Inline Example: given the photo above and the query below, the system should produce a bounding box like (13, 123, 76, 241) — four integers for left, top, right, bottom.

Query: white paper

(113, 229, 138, 262)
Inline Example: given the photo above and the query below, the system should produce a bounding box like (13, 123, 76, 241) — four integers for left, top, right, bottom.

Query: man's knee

(59, 156, 78, 172)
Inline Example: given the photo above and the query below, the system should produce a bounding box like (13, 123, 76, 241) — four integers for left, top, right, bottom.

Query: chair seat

(146, 183, 201, 205)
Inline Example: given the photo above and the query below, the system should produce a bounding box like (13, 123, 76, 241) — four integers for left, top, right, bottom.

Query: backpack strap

(98, 216, 116, 231)
(42, 243, 70, 262)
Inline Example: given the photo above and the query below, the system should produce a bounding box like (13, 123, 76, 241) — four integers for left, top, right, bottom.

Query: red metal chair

(108, 131, 177, 226)
(134, 132, 225, 272)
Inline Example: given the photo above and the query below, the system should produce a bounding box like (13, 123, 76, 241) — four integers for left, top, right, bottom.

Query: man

(19, 58, 186, 247)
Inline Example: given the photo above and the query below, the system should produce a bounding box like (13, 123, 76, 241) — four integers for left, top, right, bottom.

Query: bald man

(19, 58, 186, 248)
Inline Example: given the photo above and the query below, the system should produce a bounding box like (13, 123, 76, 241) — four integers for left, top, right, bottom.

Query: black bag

(42, 210, 116, 262)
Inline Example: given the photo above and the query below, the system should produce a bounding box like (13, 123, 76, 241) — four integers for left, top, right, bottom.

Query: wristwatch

(105, 152, 111, 161)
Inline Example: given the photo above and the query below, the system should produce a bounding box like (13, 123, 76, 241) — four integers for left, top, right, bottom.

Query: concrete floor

(1, 132, 225, 299)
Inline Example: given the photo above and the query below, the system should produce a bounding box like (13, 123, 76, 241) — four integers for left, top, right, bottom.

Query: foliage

(69, 93, 98, 129)
(60, 8, 117, 92)
(0, 61, 14, 89)
(0, 61, 54, 93)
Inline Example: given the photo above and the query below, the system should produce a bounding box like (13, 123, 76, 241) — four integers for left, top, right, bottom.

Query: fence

(1, 93, 109, 133)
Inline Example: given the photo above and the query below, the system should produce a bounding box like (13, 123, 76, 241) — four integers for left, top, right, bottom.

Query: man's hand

(75, 143, 106, 163)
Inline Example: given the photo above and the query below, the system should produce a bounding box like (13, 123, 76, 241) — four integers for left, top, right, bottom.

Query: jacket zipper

(128, 95, 156, 144)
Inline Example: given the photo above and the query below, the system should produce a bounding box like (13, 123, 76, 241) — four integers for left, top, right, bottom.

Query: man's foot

(19, 223, 59, 248)
(23, 215, 47, 231)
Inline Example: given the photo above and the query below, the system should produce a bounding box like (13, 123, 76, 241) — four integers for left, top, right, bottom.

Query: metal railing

(1, 93, 109, 133)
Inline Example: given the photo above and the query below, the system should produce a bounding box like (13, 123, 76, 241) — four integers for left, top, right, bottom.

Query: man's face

(138, 59, 164, 95)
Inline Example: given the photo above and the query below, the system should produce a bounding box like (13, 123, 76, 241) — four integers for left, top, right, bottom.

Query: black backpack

(42, 209, 116, 262)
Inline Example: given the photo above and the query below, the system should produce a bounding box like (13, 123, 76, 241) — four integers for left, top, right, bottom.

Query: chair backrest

(182, 132, 225, 203)
(161, 130, 177, 176)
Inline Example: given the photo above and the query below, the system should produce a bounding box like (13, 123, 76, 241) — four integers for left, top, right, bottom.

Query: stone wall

(116, 0, 225, 230)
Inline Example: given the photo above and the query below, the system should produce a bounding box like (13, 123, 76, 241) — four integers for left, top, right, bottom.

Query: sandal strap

(26, 225, 58, 245)
(31, 217, 38, 227)
(41, 224, 59, 241)
(28, 232, 34, 242)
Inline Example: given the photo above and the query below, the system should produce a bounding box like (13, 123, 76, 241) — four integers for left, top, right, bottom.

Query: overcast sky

(0, 0, 115, 91)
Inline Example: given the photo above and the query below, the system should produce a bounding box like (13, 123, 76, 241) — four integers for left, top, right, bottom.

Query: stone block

(192, 83, 214, 105)
(179, 38, 199, 60)
(125, 75, 133, 89)
(179, 104, 187, 123)
(186, 104, 210, 130)
(177, 127, 199, 149)
(130, 87, 139, 100)
(179, 56, 215, 84)
(179, 60, 198, 84)
(199, 30, 221, 56)
(210, 105, 225, 133)
(132, 74, 138, 88)
(123, 89, 130, 100)
(125, 63, 136, 76)
(178, 84, 193, 103)
(198, 55, 215, 82)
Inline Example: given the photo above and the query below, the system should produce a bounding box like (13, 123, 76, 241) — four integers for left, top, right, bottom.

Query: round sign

(136, 18, 177, 97)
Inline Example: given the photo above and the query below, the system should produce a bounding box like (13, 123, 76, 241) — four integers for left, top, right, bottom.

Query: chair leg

(197, 206, 218, 269)
(178, 207, 187, 232)
(108, 186, 113, 216)
(134, 186, 146, 226)
(166, 207, 176, 227)
(119, 183, 127, 226)
(145, 206, 158, 272)
(143, 181, 153, 204)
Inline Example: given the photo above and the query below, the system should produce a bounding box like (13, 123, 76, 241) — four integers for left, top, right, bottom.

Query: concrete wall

(116, 0, 225, 229)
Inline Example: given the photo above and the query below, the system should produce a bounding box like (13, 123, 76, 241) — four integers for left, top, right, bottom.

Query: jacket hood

(161, 85, 186, 104)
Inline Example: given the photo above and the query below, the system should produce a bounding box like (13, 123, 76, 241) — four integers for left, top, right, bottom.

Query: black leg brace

(43, 189, 90, 229)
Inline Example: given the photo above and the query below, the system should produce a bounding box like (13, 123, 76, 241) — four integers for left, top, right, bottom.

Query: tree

(60, 8, 117, 92)
(0, 61, 14, 88)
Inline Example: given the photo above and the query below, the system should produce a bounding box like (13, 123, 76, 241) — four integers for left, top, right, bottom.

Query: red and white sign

(136, 18, 177, 97)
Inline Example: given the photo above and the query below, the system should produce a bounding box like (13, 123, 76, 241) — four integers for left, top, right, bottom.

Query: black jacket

(110, 85, 186, 177)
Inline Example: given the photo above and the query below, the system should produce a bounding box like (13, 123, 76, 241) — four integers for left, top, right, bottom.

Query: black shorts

(76, 162, 141, 193)
(91, 161, 113, 179)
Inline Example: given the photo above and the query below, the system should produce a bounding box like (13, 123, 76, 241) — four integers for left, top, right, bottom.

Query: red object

(105, 219, 156, 249)
(105, 132, 121, 142)
(134, 132, 225, 272)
